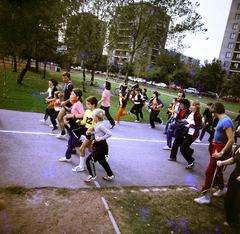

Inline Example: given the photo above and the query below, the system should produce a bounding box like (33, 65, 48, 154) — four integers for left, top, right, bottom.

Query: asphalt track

(0, 109, 236, 189)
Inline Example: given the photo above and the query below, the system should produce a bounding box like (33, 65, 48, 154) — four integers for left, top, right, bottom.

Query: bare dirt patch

(0, 188, 115, 234)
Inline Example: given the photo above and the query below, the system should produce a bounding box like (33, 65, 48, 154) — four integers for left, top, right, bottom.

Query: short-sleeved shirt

(233, 145, 240, 178)
(63, 81, 73, 107)
(213, 116, 234, 144)
(71, 101, 84, 117)
(101, 89, 111, 107)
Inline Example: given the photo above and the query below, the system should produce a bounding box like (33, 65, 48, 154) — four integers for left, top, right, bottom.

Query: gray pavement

(0, 109, 235, 189)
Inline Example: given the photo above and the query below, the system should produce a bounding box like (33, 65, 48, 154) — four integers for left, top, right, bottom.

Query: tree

(107, 0, 207, 79)
(0, 0, 65, 83)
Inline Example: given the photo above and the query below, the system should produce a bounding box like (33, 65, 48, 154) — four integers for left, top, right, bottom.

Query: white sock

(80, 156, 85, 168)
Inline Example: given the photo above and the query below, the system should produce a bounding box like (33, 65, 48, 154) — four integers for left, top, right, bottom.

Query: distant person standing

(98, 81, 115, 129)
(194, 102, 234, 204)
(56, 72, 74, 139)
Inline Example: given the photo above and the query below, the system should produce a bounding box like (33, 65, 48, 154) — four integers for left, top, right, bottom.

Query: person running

(72, 96, 98, 172)
(196, 102, 213, 143)
(117, 91, 131, 124)
(84, 109, 115, 183)
(194, 102, 234, 204)
(163, 97, 177, 134)
(58, 88, 85, 162)
(56, 72, 74, 139)
(98, 81, 115, 129)
(39, 78, 58, 124)
(49, 91, 62, 131)
(148, 91, 164, 128)
(216, 145, 240, 227)
(130, 88, 144, 123)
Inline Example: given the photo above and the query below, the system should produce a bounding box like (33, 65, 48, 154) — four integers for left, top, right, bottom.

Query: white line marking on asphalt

(101, 197, 121, 234)
(0, 130, 210, 145)
(94, 181, 101, 188)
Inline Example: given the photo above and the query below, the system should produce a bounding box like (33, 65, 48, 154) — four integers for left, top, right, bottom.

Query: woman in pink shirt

(98, 81, 115, 129)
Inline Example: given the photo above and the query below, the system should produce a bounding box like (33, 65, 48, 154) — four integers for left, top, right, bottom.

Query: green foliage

(3, 186, 27, 195)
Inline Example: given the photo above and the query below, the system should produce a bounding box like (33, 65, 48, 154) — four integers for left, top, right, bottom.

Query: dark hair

(210, 102, 225, 114)
(173, 97, 177, 102)
(50, 78, 58, 86)
(207, 102, 213, 106)
(143, 88, 147, 93)
(73, 88, 83, 102)
(153, 91, 159, 98)
(178, 98, 190, 109)
(105, 81, 111, 90)
(136, 88, 142, 93)
(62, 72, 70, 79)
(178, 90, 185, 98)
(86, 96, 98, 107)
(120, 91, 126, 96)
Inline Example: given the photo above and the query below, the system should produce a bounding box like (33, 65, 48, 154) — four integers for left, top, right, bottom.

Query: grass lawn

(0, 66, 238, 128)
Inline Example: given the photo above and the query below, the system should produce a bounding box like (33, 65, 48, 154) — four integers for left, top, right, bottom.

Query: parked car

(199, 91, 219, 99)
(166, 84, 183, 91)
(222, 95, 240, 103)
(155, 82, 167, 88)
(183, 87, 199, 95)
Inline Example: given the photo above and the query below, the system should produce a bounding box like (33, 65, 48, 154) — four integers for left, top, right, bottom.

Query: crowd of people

(39, 72, 240, 227)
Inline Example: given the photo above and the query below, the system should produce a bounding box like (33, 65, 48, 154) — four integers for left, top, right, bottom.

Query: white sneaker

(58, 157, 72, 162)
(159, 118, 163, 126)
(84, 175, 97, 183)
(105, 155, 110, 162)
(196, 139, 201, 143)
(162, 146, 171, 150)
(39, 119, 47, 124)
(102, 175, 115, 181)
(72, 166, 85, 172)
(194, 195, 210, 204)
(56, 134, 67, 139)
(135, 120, 140, 123)
(213, 187, 227, 197)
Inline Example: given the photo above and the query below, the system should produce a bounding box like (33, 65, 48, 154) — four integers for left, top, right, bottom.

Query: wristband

(73, 114, 76, 118)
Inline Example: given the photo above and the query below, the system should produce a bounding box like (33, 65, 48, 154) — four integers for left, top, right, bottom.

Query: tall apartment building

(219, 0, 240, 77)
(109, 2, 170, 68)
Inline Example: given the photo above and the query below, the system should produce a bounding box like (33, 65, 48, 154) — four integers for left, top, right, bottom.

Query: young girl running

(130, 88, 143, 122)
(72, 96, 98, 172)
(84, 109, 115, 182)
(50, 91, 62, 131)
(58, 88, 85, 162)
(117, 91, 131, 124)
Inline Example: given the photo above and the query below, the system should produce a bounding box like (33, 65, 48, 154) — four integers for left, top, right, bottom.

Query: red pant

(117, 107, 128, 122)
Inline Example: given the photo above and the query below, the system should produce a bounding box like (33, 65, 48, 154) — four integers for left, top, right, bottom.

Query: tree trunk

(91, 60, 94, 82)
(2, 57, 7, 98)
(13, 57, 17, 72)
(43, 61, 46, 78)
(82, 63, 86, 92)
(17, 57, 30, 84)
(36, 59, 39, 72)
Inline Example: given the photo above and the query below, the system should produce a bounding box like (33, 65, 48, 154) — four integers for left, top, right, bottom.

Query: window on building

(234, 63, 239, 68)
(236, 54, 240, 58)
(230, 33, 236, 39)
(238, 4, 240, 10)
(236, 14, 240, 19)
(228, 43, 234, 48)
(226, 52, 232, 58)
(224, 61, 229, 67)
(233, 23, 239, 29)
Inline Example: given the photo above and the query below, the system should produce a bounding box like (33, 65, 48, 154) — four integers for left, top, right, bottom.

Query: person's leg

(117, 107, 126, 122)
(164, 117, 172, 133)
(100, 106, 115, 125)
(78, 139, 92, 168)
(199, 125, 209, 141)
(152, 110, 161, 124)
(139, 106, 143, 119)
(224, 172, 240, 225)
(180, 135, 195, 164)
(149, 109, 154, 127)
(50, 111, 59, 128)
(130, 104, 137, 116)
(135, 105, 140, 121)
(169, 136, 183, 159)
(167, 127, 173, 148)
(57, 108, 66, 135)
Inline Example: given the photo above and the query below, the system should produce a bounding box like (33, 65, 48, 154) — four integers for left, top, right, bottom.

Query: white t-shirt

(187, 112, 195, 135)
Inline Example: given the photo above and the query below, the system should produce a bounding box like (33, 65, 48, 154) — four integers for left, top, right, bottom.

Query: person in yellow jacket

(72, 96, 98, 172)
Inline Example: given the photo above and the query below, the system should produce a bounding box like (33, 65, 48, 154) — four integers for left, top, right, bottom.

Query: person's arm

(61, 98, 71, 107)
(214, 127, 234, 159)
(217, 157, 235, 167)
(95, 125, 112, 142)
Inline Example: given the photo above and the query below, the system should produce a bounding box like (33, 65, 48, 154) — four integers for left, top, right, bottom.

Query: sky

(180, 0, 232, 64)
